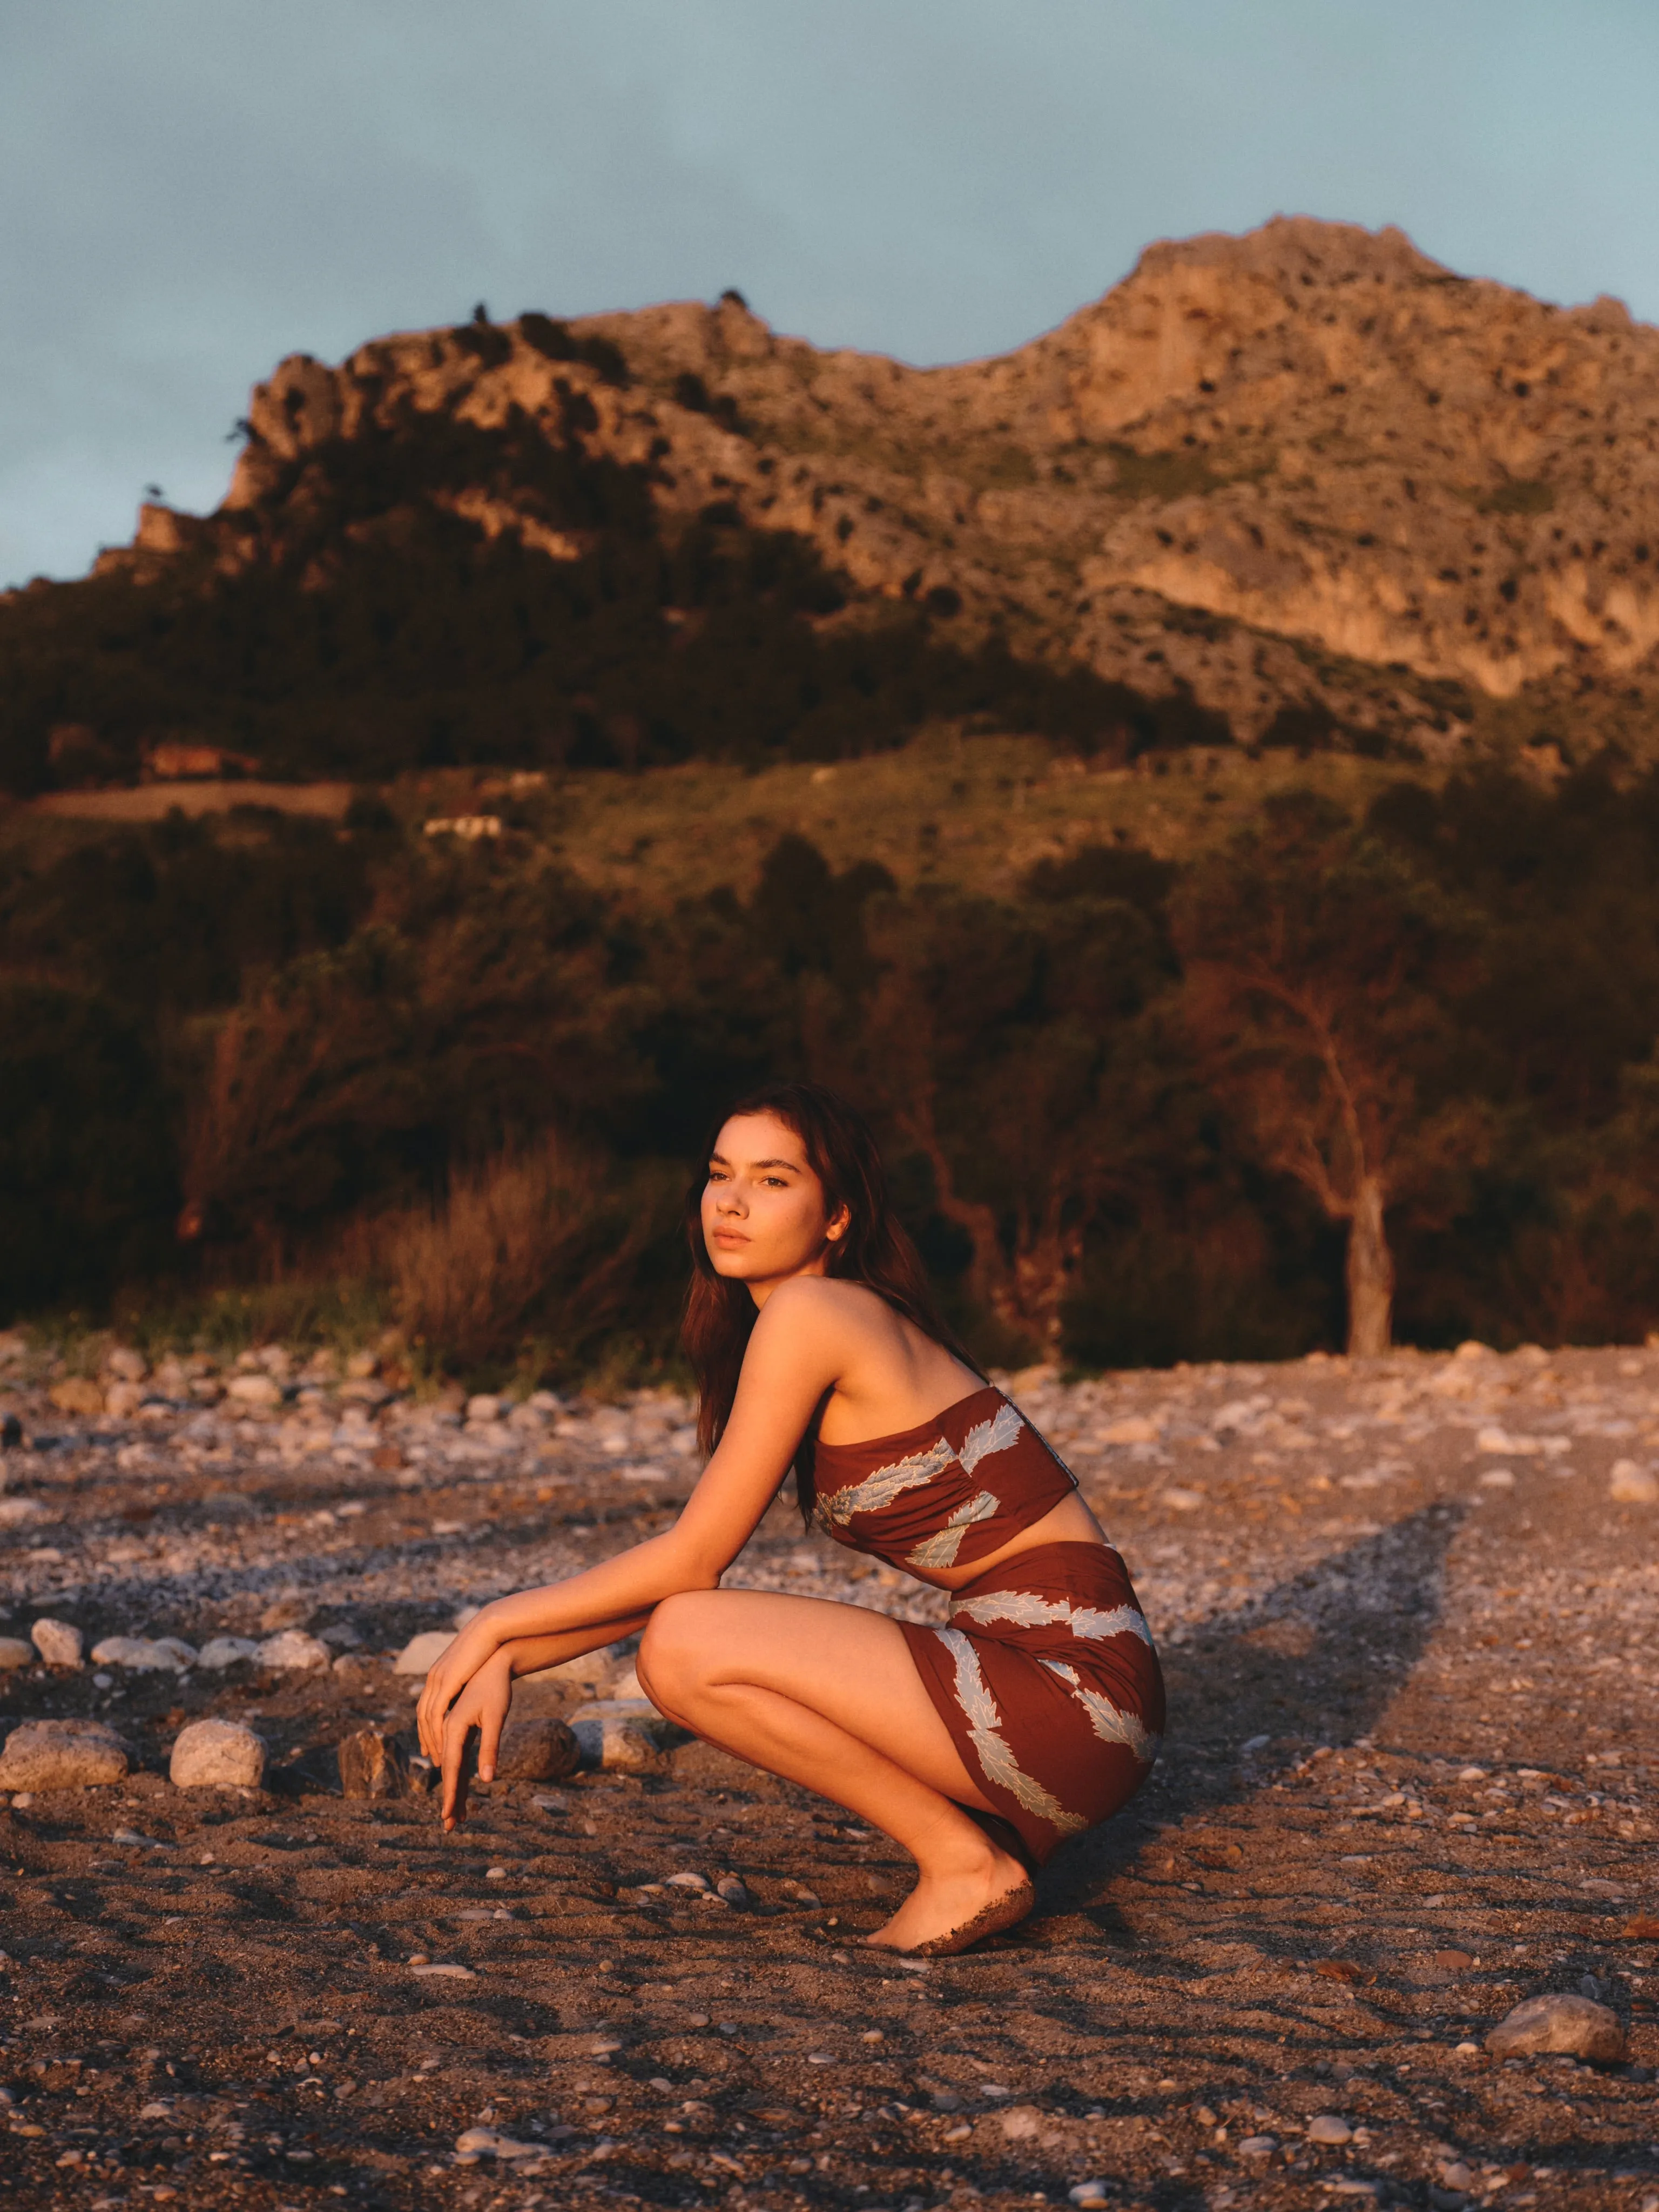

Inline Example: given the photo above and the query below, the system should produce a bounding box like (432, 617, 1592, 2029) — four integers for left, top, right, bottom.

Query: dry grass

(366, 1135, 644, 1373)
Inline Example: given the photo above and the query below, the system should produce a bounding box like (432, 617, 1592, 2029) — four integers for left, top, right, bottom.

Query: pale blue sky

(4, 0, 1657, 588)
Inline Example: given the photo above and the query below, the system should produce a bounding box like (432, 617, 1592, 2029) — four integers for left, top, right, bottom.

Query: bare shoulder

(754, 1276, 893, 1338)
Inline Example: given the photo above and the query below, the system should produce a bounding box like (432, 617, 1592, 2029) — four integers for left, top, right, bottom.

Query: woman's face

(702, 1111, 848, 1295)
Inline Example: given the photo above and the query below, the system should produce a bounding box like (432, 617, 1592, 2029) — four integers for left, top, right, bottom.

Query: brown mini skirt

(900, 1541, 1164, 1867)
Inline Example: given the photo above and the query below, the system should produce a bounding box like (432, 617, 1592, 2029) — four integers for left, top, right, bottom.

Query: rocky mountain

(8, 215, 1659, 791)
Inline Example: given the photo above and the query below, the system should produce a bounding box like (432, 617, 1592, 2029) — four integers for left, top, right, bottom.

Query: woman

(417, 1083, 1164, 1957)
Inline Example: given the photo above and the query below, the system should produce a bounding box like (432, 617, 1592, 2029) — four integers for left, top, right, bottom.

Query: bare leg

(636, 1588, 1031, 1952)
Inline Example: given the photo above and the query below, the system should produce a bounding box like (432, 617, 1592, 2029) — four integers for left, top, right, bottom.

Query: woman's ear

(826, 1203, 851, 1244)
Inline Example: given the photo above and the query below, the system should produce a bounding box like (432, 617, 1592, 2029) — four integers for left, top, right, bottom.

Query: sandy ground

(1, 1340, 1656, 2212)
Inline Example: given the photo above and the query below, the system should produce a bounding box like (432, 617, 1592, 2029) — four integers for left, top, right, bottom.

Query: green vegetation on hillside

(0, 406, 1229, 799)
(8, 746, 1659, 1378)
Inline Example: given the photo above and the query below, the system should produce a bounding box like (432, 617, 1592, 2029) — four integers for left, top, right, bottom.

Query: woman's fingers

(475, 1680, 508, 1784)
(440, 1708, 474, 1830)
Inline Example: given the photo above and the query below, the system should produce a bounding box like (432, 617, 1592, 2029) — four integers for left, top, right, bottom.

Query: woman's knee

(637, 1591, 717, 1708)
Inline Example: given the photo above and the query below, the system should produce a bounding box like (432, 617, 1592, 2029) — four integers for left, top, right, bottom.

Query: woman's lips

(712, 1230, 748, 1246)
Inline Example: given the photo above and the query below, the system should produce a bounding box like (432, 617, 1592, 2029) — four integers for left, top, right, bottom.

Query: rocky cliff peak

(44, 217, 1659, 767)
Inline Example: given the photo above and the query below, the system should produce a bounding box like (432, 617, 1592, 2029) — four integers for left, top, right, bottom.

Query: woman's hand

(416, 1610, 505, 1768)
(436, 1645, 516, 1831)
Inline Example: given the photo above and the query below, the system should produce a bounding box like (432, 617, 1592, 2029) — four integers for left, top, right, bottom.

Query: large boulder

(0, 1718, 129, 1790)
(1486, 1992, 1627, 2063)
(170, 1718, 266, 1789)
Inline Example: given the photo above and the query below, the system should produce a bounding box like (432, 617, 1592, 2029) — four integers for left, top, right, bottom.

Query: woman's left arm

(420, 1281, 853, 1817)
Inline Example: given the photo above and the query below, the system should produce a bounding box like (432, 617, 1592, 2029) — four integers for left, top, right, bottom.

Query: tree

(1174, 792, 1478, 1357)
(847, 853, 1181, 1357)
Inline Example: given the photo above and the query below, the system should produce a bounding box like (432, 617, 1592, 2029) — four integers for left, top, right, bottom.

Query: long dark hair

(681, 1081, 981, 1523)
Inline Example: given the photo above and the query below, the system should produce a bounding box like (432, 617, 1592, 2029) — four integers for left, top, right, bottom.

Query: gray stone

(0, 1637, 32, 1670)
(336, 1725, 408, 1799)
(30, 1617, 83, 1668)
(257, 1629, 331, 1671)
(393, 1629, 454, 1676)
(1486, 1992, 1626, 2062)
(170, 1718, 266, 1789)
(0, 1718, 128, 1790)
(493, 1716, 581, 1783)
(570, 1711, 671, 1774)
(196, 1635, 261, 1669)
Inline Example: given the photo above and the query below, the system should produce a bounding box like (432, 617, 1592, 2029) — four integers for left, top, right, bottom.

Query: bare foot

(864, 1842, 1033, 1955)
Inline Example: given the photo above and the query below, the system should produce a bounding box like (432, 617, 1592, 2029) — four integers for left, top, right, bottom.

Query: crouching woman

(417, 1082, 1164, 1956)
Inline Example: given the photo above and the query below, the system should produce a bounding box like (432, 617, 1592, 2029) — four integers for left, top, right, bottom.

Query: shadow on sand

(1040, 1499, 1468, 1924)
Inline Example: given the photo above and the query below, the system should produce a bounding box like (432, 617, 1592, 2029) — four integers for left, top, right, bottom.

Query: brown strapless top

(811, 1385, 1078, 1575)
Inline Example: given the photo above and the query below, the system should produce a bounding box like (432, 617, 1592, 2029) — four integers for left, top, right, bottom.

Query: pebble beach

(1, 1332, 1656, 2210)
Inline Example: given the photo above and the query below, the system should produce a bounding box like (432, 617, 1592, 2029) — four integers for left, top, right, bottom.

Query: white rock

(31, 1617, 84, 1668)
(1237, 2135, 1277, 2157)
(1477, 1467, 1516, 1490)
(257, 1629, 332, 1671)
(90, 1636, 195, 1673)
(226, 1373, 283, 1407)
(1609, 1460, 1658, 1505)
(0, 1718, 128, 1789)
(1069, 2184, 1110, 2208)
(105, 1347, 148, 1382)
(1486, 1992, 1626, 2062)
(454, 2125, 538, 2158)
(196, 1636, 262, 1670)
(394, 1629, 455, 1676)
(103, 1380, 144, 1418)
(0, 1634, 32, 1670)
(170, 1717, 266, 1789)
(1162, 1487, 1204, 1512)
(1476, 1426, 1542, 1454)
(1099, 1415, 1160, 1444)
(1307, 2114, 1353, 2143)
(0, 1498, 45, 1525)
(465, 1394, 501, 1423)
